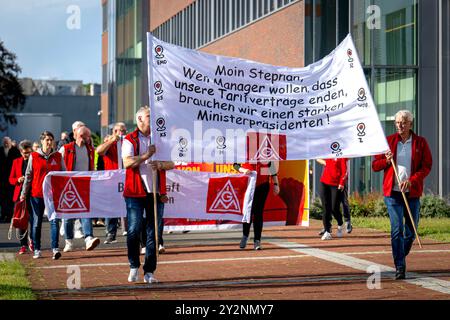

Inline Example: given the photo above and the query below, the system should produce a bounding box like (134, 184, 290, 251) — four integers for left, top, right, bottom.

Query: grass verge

(0, 259, 35, 300)
(351, 217, 450, 243)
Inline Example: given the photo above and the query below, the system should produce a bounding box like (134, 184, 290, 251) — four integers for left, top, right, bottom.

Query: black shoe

(52, 251, 62, 260)
(345, 221, 353, 234)
(104, 234, 117, 244)
(395, 268, 406, 280)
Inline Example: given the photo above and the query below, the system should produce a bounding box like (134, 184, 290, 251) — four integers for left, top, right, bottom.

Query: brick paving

(4, 219, 450, 300)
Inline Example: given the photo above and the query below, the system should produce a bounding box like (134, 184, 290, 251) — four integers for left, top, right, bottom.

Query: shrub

(420, 194, 450, 218)
(309, 196, 323, 219)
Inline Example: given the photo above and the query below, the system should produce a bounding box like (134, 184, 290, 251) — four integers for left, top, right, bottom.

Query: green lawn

(0, 260, 35, 300)
(351, 217, 450, 243)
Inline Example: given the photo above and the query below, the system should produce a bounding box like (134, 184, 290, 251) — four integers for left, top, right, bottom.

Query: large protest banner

(42, 169, 256, 223)
(163, 160, 309, 231)
(147, 33, 389, 163)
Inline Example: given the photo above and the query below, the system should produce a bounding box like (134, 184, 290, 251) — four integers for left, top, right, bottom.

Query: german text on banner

(147, 33, 389, 163)
(42, 169, 256, 223)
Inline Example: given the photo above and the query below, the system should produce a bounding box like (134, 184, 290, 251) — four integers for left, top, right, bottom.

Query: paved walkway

(2, 220, 450, 300)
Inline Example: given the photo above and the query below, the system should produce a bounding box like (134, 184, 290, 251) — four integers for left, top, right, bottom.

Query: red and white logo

(51, 176, 91, 213)
(206, 177, 249, 215)
(246, 132, 287, 161)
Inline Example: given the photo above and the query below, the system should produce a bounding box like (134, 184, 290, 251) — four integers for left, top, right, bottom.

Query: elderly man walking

(372, 110, 432, 280)
(121, 106, 170, 284)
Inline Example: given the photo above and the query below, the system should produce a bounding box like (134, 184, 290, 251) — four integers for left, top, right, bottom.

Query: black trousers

(320, 182, 343, 233)
(341, 182, 351, 222)
(243, 182, 270, 241)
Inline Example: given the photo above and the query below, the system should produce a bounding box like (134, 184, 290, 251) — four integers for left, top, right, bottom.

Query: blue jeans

(125, 194, 158, 273)
(141, 201, 165, 246)
(384, 192, 420, 270)
(31, 197, 60, 250)
(105, 218, 118, 238)
(64, 218, 93, 239)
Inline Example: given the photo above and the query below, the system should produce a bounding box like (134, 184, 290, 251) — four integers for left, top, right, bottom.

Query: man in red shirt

(372, 110, 432, 280)
(59, 126, 100, 252)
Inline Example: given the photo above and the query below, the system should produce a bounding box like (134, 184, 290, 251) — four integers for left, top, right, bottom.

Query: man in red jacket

(372, 110, 432, 280)
(96, 122, 127, 244)
(59, 126, 100, 252)
(122, 106, 169, 284)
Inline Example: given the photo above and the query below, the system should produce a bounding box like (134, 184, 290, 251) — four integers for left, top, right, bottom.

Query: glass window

(315, 0, 337, 61)
(103, 4, 108, 32)
(351, 0, 371, 66)
(373, 0, 417, 65)
(246, 0, 251, 23)
(374, 69, 417, 133)
(304, 0, 314, 65)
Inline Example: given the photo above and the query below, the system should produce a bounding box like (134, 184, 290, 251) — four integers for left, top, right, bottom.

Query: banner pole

(152, 168, 159, 258)
(390, 157, 423, 249)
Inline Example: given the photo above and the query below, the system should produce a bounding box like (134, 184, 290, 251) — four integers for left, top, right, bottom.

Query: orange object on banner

(165, 161, 309, 230)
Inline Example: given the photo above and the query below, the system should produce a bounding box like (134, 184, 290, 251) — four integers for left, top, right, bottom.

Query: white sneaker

(74, 230, 84, 239)
(85, 236, 100, 251)
(128, 268, 139, 282)
(336, 225, 343, 238)
(122, 231, 128, 236)
(141, 247, 146, 255)
(143, 272, 158, 284)
(74, 220, 84, 238)
(33, 250, 42, 259)
(63, 239, 73, 252)
(321, 231, 332, 240)
(158, 245, 165, 254)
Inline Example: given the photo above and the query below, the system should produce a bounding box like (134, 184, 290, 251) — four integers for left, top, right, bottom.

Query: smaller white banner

(43, 169, 256, 223)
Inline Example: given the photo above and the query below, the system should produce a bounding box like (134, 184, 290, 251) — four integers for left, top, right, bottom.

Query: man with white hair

(59, 125, 100, 251)
(96, 122, 128, 244)
(121, 106, 172, 283)
(372, 110, 432, 280)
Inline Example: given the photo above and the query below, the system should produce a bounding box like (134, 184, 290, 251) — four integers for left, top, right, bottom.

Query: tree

(0, 40, 26, 132)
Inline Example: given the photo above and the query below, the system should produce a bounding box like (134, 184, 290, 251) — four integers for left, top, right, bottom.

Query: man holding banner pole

(372, 110, 432, 280)
(122, 106, 168, 284)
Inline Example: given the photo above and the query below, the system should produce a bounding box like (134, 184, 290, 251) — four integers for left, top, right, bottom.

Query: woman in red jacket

(317, 158, 348, 240)
(9, 140, 34, 254)
(372, 110, 432, 280)
(20, 131, 66, 260)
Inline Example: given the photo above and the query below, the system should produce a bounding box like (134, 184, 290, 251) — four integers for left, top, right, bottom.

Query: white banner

(148, 33, 389, 163)
(43, 169, 256, 223)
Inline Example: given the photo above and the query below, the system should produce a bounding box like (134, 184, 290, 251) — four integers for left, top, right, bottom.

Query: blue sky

(0, 0, 101, 83)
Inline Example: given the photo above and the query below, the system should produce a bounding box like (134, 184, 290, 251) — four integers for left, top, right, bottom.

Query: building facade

(101, 0, 450, 197)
